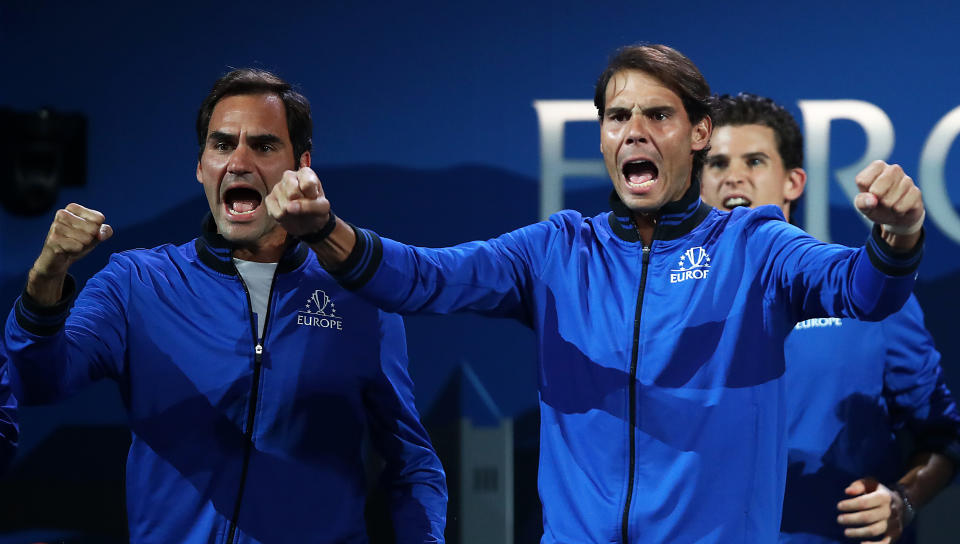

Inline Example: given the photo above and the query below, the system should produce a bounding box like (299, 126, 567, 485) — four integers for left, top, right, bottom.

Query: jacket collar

(607, 177, 712, 243)
(194, 214, 309, 275)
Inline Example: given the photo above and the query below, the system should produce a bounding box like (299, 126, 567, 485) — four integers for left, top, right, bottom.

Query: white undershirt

(233, 259, 278, 339)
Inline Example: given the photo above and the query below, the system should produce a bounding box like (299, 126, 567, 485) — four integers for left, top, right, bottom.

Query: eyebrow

(742, 152, 770, 160)
(605, 105, 677, 117)
(206, 131, 285, 148)
(247, 134, 285, 148)
(207, 130, 237, 144)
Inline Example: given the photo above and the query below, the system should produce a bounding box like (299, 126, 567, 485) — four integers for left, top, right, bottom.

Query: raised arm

(5, 203, 125, 404)
(27, 203, 113, 305)
(265, 166, 546, 320)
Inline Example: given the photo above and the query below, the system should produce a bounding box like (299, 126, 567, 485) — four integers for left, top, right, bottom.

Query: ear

(783, 167, 806, 203)
(691, 115, 712, 151)
(196, 160, 203, 184)
(298, 151, 311, 169)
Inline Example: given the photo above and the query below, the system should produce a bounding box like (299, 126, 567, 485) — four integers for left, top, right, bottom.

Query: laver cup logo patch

(297, 289, 343, 331)
(670, 246, 712, 284)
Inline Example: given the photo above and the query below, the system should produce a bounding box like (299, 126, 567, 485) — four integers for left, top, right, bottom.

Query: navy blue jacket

(780, 295, 960, 543)
(331, 186, 921, 543)
(5, 224, 447, 543)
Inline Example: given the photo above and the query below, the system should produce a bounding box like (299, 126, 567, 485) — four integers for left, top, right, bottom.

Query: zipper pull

(642, 245, 650, 264)
(255, 344, 263, 363)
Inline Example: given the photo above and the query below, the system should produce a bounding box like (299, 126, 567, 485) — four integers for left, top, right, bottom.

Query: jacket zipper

(226, 265, 280, 544)
(621, 242, 651, 543)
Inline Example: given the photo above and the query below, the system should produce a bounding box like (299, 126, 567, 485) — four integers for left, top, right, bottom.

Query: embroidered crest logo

(297, 289, 343, 331)
(670, 246, 712, 284)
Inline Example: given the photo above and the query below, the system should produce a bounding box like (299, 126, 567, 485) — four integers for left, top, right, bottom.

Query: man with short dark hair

(266, 44, 926, 542)
(4, 68, 447, 543)
(701, 92, 960, 544)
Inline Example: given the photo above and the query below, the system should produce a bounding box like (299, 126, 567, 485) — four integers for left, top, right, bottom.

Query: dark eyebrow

(743, 152, 770, 161)
(605, 106, 631, 117)
(247, 134, 285, 148)
(207, 130, 237, 144)
(643, 105, 676, 116)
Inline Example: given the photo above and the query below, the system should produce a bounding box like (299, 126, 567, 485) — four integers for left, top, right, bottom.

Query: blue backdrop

(1, 0, 958, 541)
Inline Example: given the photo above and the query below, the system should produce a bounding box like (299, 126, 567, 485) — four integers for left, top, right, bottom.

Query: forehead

(208, 93, 289, 137)
(710, 124, 779, 157)
(604, 69, 684, 109)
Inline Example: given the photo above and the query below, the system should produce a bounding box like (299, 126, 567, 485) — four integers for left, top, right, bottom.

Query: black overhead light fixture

(0, 108, 87, 216)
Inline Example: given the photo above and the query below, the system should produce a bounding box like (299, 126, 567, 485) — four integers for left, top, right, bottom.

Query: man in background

(701, 92, 960, 543)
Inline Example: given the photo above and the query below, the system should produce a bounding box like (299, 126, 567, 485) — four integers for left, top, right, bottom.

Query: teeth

(628, 178, 655, 188)
(724, 197, 750, 208)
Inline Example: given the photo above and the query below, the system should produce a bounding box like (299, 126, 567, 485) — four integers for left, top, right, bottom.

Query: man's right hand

(27, 203, 113, 305)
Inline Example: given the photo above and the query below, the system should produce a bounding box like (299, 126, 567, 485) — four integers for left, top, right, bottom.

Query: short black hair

(196, 68, 312, 164)
(709, 93, 804, 221)
(594, 44, 712, 179)
(709, 93, 802, 169)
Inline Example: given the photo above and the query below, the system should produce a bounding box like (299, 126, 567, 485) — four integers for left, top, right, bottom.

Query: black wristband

(297, 210, 337, 244)
(894, 483, 915, 526)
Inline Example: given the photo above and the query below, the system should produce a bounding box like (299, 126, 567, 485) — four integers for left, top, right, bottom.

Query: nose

(227, 140, 253, 175)
(625, 115, 649, 146)
(721, 162, 749, 186)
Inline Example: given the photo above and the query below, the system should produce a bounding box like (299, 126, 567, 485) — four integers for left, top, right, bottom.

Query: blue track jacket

(4, 221, 447, 543)
(0, 348, 18, 474)
(330, 186, 921, 544)
(780, 295, 960, 543)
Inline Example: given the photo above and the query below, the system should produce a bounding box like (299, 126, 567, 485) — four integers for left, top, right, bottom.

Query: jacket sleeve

(747, 207, 922, 323)
(329, 216, 567, 324)
(0, 351, 18, 474)
(363, 311, 447, 543)
(4, 256, 129, 405)
(882, 295, 960, 468)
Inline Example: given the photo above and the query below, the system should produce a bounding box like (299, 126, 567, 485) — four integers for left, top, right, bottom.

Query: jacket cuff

(326, 225, 383, 291)
(865, 224, 923, 277)
(14, 274, 76, 336)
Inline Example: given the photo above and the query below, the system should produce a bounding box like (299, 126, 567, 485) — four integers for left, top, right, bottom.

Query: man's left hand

(837, 477, 905, 543)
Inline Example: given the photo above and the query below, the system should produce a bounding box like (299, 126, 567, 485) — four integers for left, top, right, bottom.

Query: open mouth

(223, 187, 263, 216)
(722, 196, 752, 209)
(622, 160, 659, 188)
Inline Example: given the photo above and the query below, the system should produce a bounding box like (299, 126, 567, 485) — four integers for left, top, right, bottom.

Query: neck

(232, 228, 288, 263)
(632, 212, 656, 246)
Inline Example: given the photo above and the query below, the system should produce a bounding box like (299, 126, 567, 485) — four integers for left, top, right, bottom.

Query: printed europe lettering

(670, 268, 710, 284)
(297, 314, 343, 330)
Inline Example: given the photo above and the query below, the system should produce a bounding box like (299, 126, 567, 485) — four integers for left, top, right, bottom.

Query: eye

(747, 157, 765, 167)
(256, 143, 275, 152)
(706, 157, 727, 169)
(213, 141, 233, 152)
(651, 111, 669, 121)
(608, 111, 629, 123)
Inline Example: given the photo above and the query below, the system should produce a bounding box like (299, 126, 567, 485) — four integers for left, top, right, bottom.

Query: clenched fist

(28, 203, 113, 305)
(265, 167, 332, 237)
(854, 161, 925, 246)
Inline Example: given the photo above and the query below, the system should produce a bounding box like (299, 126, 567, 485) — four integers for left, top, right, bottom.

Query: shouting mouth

(622, 160, 659, 192)
(223, 186, 263, 219)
